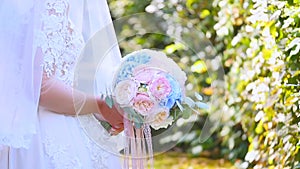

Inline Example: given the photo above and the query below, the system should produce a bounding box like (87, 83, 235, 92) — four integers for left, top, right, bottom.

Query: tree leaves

(108, 0, 300, 167)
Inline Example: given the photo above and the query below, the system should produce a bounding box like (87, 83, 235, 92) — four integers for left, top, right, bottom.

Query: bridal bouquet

(105, 49, 207, 169)
(113, 51, 186, 130)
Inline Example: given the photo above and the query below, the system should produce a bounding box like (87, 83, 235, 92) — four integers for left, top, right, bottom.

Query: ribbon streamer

(123, 119, 154, 169)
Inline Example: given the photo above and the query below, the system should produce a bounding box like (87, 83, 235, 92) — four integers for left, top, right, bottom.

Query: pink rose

(149, 76, 171, 100)
(132, 94, 155, 116)
(133, 66, 159, 83)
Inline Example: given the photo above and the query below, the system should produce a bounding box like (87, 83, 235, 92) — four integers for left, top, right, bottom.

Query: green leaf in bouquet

(172, 108, 180, 120)
(105, 95, 114, 108)
(134, 121, 143, 129)
(100, 121, 112, 132)
(194, 92, 203, 101)
(132, 114, 143, 128)
(123, 107, 135, 121)
(195, 101, 209, 109)
(176, 100, 184, 112)
(123, 107, 144, 128)
(132, 111, 144, 124)
(182, 107, 192, 119)
(184, 97, 195, 108)
(123, 107, 135, 114)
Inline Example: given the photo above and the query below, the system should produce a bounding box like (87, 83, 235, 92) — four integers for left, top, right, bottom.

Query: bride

(0, 0, 124, 168)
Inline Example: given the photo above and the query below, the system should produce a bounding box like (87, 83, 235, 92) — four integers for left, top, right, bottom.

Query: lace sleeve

(36, 0, 92, 116)
(36, 0, 83, 83)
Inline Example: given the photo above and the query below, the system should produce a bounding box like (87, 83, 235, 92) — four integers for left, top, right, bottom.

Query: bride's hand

(109, 127, 124, 136)
(96, 99, 124, 133)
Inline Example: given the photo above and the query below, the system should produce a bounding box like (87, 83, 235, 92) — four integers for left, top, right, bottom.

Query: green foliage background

(108, 0, 300, 168)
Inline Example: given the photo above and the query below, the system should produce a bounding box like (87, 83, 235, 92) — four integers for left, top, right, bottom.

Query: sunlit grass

(154, 152, 236, 169)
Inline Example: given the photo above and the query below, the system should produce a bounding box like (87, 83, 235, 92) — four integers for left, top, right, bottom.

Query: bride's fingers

(112, 126, 124, 132)
(111, 122, 124, 130)
(109, 129, 119, 136)
(109, 127, 123, 136)
(112, 124, 123, 129)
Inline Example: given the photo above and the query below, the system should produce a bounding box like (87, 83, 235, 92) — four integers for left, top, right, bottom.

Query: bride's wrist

(96, 96, 103, 107)
(76, 95, 101, 115)
(94, 97, 106, 120)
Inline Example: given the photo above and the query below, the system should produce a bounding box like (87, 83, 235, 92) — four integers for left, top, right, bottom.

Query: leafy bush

(108, 0, 300, 168)
(216, 0, 300, 168)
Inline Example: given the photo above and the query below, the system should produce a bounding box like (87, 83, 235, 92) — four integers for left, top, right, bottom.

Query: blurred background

(107, 0, 300, 168)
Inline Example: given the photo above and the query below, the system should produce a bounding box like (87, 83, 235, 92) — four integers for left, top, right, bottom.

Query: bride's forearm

(39, 74, 103, 116)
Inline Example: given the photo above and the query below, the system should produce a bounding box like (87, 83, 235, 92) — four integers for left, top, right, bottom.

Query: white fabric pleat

(0, 0, 123, 150)
(74, 0, 124, 153)
(0, 0, 42, 148)
(1, 0, 124, 168)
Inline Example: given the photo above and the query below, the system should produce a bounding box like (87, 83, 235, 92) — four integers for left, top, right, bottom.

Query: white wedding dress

(5, 0, 123, 169)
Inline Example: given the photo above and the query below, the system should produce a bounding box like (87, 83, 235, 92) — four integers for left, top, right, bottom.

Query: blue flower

(116, 52, 151, 83)
(116, 62, 138, 82)
(162, 75, 183, 109)
(125, 52, 151, 64)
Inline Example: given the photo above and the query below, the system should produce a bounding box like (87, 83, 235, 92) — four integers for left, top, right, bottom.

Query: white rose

(146, 108, 173, 130)
(114, 80, 137, 106)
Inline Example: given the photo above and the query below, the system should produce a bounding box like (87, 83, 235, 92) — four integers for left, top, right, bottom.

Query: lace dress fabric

(38, 0, 83, 86)
(8, 1, 121, 169)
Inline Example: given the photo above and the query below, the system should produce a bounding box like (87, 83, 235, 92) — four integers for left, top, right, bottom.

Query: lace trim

(79, 114, 120, 169)
(43, 136, 83, 169)
(0, 133, 33, 149)
(0, 120, 35, 148)
(83, 133, 110, 169)
(78, 114, 122, 153)
(41, 114, 119, 169)
(37, 0, 84, 86)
